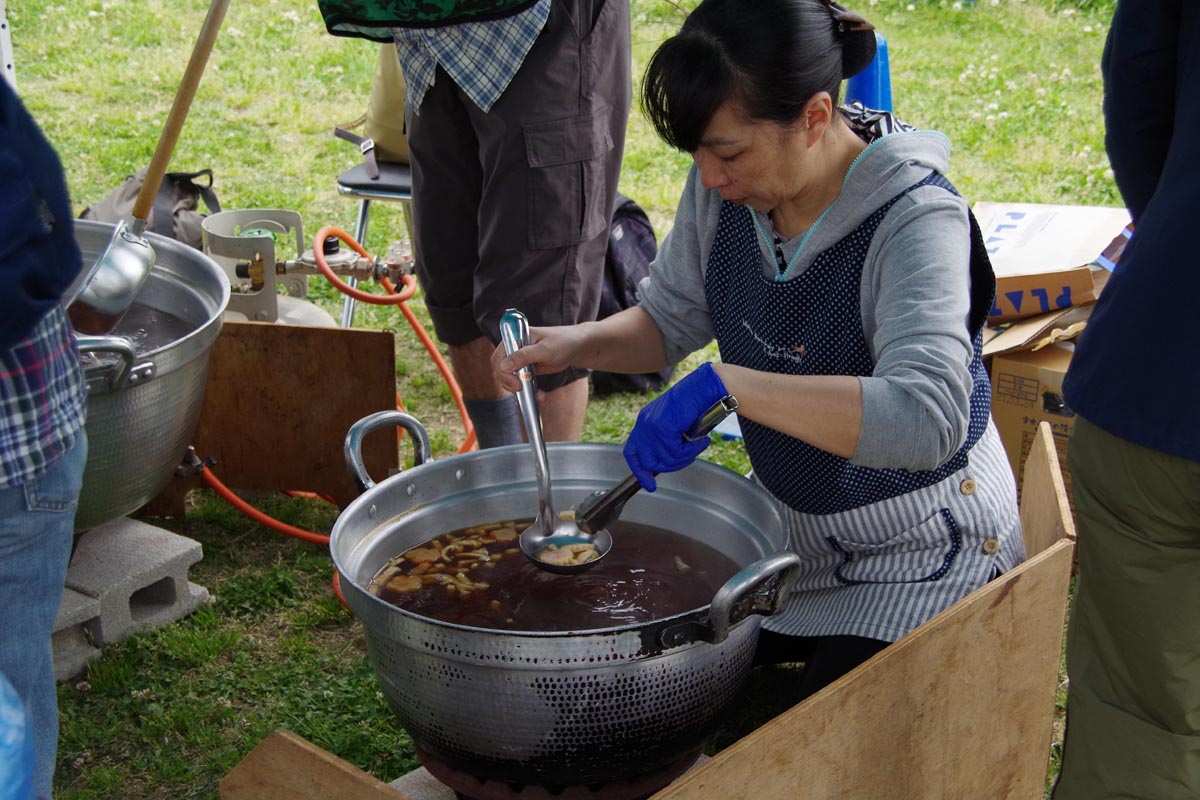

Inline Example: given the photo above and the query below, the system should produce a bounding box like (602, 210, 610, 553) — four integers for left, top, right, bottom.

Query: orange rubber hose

(314, 225, 476, 452)
(201, 466, 349, 609)
(201, 465, 329, 546)
(312, 225, 416, 304)
(332, 571, 348, 608)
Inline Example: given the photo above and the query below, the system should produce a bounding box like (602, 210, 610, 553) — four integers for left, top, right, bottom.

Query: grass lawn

(9, 0, 1114, 797)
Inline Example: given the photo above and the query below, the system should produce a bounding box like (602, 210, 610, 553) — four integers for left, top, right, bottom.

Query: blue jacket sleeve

(1100, 0, 1178, 221)
(0, 79, 83, 350)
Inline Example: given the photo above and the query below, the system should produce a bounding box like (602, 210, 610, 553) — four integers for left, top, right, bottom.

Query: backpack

(590, 195, 676, 395)
(80, 167, 221, 251)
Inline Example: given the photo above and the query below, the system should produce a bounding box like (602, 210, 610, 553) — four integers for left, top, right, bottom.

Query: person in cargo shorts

(322, 0, 631, 448)
(1051, 2, 1200, 797)
(320, 0, 631, 446)
(494, 0, 1025, 699)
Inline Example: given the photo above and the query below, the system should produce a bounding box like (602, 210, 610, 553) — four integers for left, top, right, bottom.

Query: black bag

(590, 195, 676, 395)
(80, 167, 221, 251)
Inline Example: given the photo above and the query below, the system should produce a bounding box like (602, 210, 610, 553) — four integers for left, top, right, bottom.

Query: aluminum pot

(331, 412, 801, 789)
(72, 219, 230, 531)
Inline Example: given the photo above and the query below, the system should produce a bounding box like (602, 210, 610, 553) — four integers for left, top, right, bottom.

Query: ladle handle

(499, 309, 556, 519)
(132, 0, 230, 224)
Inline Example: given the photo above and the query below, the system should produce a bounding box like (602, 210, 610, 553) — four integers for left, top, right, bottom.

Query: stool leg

(401, 199, 414, 243)
(340, 198, 372, 328)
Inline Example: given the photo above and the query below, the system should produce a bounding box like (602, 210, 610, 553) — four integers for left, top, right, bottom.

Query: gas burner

(414, 746, 703, 800)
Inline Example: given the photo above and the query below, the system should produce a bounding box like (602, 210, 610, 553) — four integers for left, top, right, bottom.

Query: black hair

(642, 0, 877, 152)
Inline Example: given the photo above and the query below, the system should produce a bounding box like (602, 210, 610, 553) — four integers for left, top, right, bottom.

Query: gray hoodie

(638, 126, 977, 472)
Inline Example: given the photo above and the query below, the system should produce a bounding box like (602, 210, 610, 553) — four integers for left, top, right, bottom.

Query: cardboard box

(974, 202, 1130, 324)
(986, 305, 1093, 528)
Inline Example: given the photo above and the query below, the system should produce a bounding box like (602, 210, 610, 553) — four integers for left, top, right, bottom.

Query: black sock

(464, 395, 524, 449)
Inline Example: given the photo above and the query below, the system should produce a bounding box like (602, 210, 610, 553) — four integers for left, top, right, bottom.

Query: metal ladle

(64, 0, 230, 334)
(499, 309, 613, 574)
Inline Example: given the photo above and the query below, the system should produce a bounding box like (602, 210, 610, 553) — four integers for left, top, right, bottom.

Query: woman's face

(691, 101, 813, 212)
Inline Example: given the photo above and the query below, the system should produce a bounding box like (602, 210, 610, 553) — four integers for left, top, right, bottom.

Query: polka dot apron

(705, 172, 1025, 641)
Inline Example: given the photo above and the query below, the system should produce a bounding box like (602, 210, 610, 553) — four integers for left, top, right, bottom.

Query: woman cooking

(494, 0, 1024, 698)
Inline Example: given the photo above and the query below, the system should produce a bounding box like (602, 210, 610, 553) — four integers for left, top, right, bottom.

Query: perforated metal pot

(331, 412, 800, 788)
(72, 219, 229, 531)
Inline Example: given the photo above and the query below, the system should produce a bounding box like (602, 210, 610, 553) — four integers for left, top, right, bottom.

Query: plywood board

(154, 320, 400, 511)
(650, 538, 1074, 800)
(219, 729, 407, 800)
(1020, 421, 1077, 559)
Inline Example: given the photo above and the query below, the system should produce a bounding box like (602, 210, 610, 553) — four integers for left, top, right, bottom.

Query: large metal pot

(331, 412, 800, 789)
(72, 219, 230, 531)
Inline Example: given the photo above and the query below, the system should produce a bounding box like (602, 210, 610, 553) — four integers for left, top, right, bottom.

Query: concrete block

(64, 517, 207, 646)
(52, 588, 101, 682)
(389, 767, 451, 800)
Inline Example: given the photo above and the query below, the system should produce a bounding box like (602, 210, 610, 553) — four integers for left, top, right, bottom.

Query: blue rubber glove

(623, 362, 729, 492)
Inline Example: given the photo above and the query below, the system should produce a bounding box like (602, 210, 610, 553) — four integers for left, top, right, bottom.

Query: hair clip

(822, 0, 876, 34)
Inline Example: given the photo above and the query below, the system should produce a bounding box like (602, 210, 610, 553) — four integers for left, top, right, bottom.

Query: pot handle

(704, 551, 802, 645)
(76, 335, 156, 390)
(344, 411, 432, 494)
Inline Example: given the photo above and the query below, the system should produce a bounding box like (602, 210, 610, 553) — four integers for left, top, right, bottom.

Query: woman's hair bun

(825, 1, 877, 79)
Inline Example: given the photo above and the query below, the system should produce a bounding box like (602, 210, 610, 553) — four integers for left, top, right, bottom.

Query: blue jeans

(0, 434, 87, 800)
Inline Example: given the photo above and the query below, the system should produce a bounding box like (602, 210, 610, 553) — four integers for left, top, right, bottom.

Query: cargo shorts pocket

(828, 508, 963, 585)
(524, 107, 615, 250)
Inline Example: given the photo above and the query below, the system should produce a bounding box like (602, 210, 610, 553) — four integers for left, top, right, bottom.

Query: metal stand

(335, 160, 415, 328)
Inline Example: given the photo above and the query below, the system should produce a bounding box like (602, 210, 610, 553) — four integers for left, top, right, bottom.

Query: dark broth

(368, 519, 740, 632)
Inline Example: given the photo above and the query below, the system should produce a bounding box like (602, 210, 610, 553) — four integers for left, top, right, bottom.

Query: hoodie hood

(785, 121, 953, 278)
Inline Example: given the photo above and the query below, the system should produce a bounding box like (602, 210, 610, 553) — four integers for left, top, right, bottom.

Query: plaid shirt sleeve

(0, 306, 86, 487)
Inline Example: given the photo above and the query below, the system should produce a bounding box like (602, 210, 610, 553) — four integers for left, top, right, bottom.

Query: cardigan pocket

(523, 107, 614, 250)
(827, 508, 963, 585)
